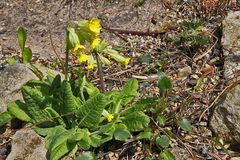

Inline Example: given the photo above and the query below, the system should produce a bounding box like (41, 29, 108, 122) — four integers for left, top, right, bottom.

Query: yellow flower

(73, 44, 86, 55)
(124, 58, 130, 68)
(106, 114, 114, 122)
(86, 65, 94, 70)
(90, 38, 100, 50)
(78, 53, 89, 63)
(89, 18, 101, 36)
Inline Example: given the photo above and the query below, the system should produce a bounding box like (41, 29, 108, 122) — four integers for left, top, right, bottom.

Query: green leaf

(76, 152, 96, 160)
(45, 126, 66, 149)
(157, 114, 166, 126)
(103, 49, 125, 65)
(160, 149, 176, 160)
(67, 27, 79, 50)
(17, 26, 26, 52)
(120, 79, 139, 105)
(0, 112, 12, 126)
(138, 55, 152, 64)
(48, 129, 75, 154)
(26, 103, 53, 124)
(50, 74, 61, 96)
(156, 135, 170, 148)
(157, 73, 172, 94)
(76, 93, 106, 128)
(28, 64, 44, 80)
(178, 118, 192, 132)
(49, 141, 76, 160)
(77, 129, 91, 150)
(137, 130, 153, 140)
(194, 76, 204, 92)
(121, 97, 158, 115)
(61, 81, 79, 114)
(7, 101, 31, 122)
(97, 41, 108, 52)
(6, 57, 17, 65)
(68, 129, 85, 142)
(83, 76, 100, 97)
(22, 47, 32, 63)
(114, 125, 131, 141)
(45, 107, 66, 127)
(32, 126, 53, 136)
(122, 111, 150, 131)
(21, 85, 45, 107)
(99, 55, 110, 65)
(90, 134, 102, 147)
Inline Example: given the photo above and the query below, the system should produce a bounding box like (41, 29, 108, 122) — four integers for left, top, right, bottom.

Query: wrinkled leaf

(122, 111, 150, 131)
(157, 73, 172, 94)
(114, 125, 131, 141)
(160, 149, 176, 160)
(90, 134, 102, 147)
(0, 112, 12, 126)
(49, 141, 76, 160)
(61, 81, 79, 114)
(178, 118, 192, 132)
(156, 135, 170, 148)
(76, 151, 96, 160)
(120, 79, 139, 105)
(137, 130, 153, 140)
(76, 94, 106, 128)
(157, 114, 166, 126)
(138, 55, 152, 64)
(121, 97, 157, 115)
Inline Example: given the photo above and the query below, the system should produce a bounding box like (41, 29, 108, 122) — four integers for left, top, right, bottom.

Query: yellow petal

(78, 53, 89, 63)
(124, 58, 130, 68)
(106, 114, 114, 122)
(90, 38, 100, 50)
(85, 65, 94, 70)
(73, 44, 86, 55)
(89, 18, 101, 36)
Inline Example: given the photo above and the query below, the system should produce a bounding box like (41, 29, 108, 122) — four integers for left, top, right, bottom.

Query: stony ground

(1, 0, 240, 160)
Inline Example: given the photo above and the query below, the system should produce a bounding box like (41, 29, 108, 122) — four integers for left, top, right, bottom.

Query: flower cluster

(68, 18, 130, 71)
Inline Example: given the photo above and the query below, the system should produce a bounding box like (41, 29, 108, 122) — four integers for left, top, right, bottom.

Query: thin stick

(198, 82, 236, 121)
(49, 29, 65, 69)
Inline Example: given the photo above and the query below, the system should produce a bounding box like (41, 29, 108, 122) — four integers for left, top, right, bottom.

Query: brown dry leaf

(201, 64, 215, 76)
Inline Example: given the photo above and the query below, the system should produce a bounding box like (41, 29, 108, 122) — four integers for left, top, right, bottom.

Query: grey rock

(222, 11, 240, 79)
(210, 85, 240, 144)
(210, 11, 240, 145)
(6, 128, 47, 160)
(0, 63, 63, 112)
(0, 64, 38, 112)
(171, 146, 191, 160)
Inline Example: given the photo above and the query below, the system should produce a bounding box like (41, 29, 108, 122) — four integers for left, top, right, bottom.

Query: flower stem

(95, 52, 105, 92)
(65, 48, 69, 81)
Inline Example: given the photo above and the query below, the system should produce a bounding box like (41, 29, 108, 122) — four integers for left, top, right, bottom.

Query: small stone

(6, 128, 47, 160)
(200, 122, 207, 126)
(178, 66, 192, 79)
(231, 157, 240, 160)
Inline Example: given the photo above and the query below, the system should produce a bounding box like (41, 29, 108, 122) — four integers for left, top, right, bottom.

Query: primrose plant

(0, 18, 153, 160)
